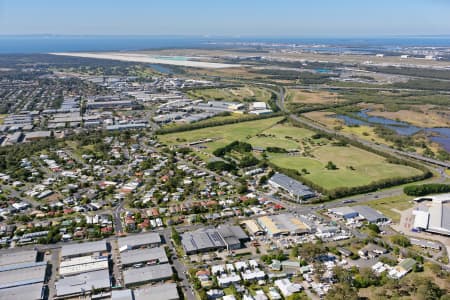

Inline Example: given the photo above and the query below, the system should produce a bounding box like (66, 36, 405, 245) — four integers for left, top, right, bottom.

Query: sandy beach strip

(49, 52, 241, 69)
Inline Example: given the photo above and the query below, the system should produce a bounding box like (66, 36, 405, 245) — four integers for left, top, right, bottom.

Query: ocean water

(1, 36, 450, 54)
(0, 36, 209, 54)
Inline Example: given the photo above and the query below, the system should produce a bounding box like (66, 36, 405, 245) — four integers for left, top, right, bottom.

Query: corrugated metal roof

(118, 232, 161, 249)
(269, 173, 314, 198)
(258, 214, 310, 236)
(120, 247, 168, 266)
(55, 269, 110, 297)
(0, 264, 46, 289)
(0, 282, 43, 300)
(134, 283, 179, 300)
(412, 210, 429, 229)
(181, 229, 225, 253)
(242, 220, 263, 234)
(123, 264, 173, 286)
(352, 205, 387, 223)
(0, 250, 36, 266)
(111, 289, 133, 300)
(0, 261, 46, 273)
(61, 240, 107, 258)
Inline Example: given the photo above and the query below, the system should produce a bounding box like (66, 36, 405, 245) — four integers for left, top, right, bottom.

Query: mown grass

(269, 145, 421, 190)
(158, 117, 284, 153)
(159, 119, 423, 191)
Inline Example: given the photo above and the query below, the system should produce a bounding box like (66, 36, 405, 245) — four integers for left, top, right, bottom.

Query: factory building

(0, 249, 45, 299)
(181, 228, 226, 255)
(181, 226, 249, 254)
(412, 193, 450, 236)
(118, 232, 161, 252)
(257, 214, 311, 237)
(329, 205, 389, 224)
(133, 283, 179, 300)
(241, 220, 265, 236)
(55, 269, 111, 299)
(120, 246, 168, 268)
(123, 263, 173, 287)
(269, 173, 315, 201)
(61, 240, 109, 259)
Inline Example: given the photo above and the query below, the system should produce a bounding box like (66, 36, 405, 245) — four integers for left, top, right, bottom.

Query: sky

(0, 0, 449, 37)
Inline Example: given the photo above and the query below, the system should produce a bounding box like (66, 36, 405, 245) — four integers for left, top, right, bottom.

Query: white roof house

(274, 278, 303, 297)
(217, 273, 241, 287)
(211, 264, 225, 275)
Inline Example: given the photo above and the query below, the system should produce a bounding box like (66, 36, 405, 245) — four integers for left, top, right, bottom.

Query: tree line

(404, 183, 450, 196)
(155, 112, 285, 135)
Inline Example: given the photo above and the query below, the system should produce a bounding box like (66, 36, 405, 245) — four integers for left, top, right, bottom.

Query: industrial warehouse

(56, 240, 111, 299)
(329, 205, 389, 224)
(118, 232, 162, 251)
(257, 214, 312, 237)
(268, 173, 315, 201)
(132, 282, 179, 300)
(53, 232, 179, 298)
(120, 246, 168, 267)
(181, 225, 249, 255)
(0, 250, 47, 300)
(60, 240, 109, 258)
(122, 263, 173, 287)
(55, 269, 111, 299)
(412, 193, 450, 236)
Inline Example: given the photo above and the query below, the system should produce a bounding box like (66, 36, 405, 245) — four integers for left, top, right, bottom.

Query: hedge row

(156, 112, 285, 135)
(404, 184, 450, 196)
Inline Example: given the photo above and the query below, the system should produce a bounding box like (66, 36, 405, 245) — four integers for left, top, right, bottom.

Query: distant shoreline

(1, 36, 450, 54)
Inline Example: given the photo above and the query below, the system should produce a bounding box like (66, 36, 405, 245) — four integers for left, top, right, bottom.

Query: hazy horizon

(1, 34, 450, 38)
(1, 0, 450, 36)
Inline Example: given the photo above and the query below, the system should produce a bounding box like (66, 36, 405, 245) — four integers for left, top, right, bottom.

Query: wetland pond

(334, 109, 450, 152)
